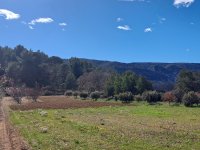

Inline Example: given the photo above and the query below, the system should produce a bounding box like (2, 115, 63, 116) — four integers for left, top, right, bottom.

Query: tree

(136, 77, 153, 93)
(80, 92, 88, 99)
(65, 73, 77, 90)
(163, 92, 177, 105)
(64, 90, 73, 96)
(182, 91, 199, 107)
(118, 92, 134, 103)
(142, 91, 161, 104)
(26, 88, 41, 102)
(77, 70, 109, 92)
(105, 72, 152, 96)
(6, 87, 25, 104)
(175, 70, 196, 93)
(90, 91, 101, 101)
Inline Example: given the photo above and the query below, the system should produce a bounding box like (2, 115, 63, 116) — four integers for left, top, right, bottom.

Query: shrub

(114, 95, 119, 101)
(64, 90, 73, 96)
(142, 91, 161, 104)
(118, 92, 134, 103)
(90, 91, 101, 101)
(172, 89, 184, 103)
(163, 92, 177, 105)
(80, 92, 88, 99)
(134, 94, 143, 102)
(73, 91, 79, 98)
(182, 91, 199, 107)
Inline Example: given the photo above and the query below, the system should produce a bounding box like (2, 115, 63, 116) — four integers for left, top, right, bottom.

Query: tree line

(1, 45, 200, 107)
(0, 45, 152, 100)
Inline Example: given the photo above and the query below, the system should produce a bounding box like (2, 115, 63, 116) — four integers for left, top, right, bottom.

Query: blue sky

(0, 0, 199, 63)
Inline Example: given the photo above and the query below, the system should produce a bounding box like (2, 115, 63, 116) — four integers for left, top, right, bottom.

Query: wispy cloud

(174, 0, 195, 7)
(116, 17, 123, 22)
(29, 25, 34, 30)
(29, 18, 54, 25)
(144, 27, 152, 32)
(0, 9, 20, 20)
(117, 25, 131, 31)
(159, 17, 166, 24)
(59, 22, 67, 26)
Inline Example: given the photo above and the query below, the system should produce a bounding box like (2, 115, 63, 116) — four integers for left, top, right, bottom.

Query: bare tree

(6, 87, 25, 104)
(25, 88, 41, 102)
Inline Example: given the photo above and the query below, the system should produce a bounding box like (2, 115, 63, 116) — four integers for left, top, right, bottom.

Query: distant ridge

(80, 58, 200, 90)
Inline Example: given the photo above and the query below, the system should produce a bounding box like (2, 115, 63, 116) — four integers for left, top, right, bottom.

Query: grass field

(10, 101, 200, 150)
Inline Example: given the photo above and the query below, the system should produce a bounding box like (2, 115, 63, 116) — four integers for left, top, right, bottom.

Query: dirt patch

(1, 98, 30, 150)
(10, 96, 123, 111)
(0, 100, 12, 150)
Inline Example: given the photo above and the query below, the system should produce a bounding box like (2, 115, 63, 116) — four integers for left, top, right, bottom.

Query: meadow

(9, 97, 200, 150)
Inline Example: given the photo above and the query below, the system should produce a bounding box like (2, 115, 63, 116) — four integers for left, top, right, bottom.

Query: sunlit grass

(10, 103, 200, 150)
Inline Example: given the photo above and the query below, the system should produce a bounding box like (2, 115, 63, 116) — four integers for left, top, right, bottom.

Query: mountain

(81, 59, 200, 90)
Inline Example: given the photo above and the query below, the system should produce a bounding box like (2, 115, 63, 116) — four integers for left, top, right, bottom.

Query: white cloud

(28, 25, 34, 30)
(159, 17, 167, 24)
(59, 22, 67, 26)
(0, 9, 20, 20)
(144, 27, 152, 32)
(174, 0, 195, 7)
(29, 18, 54, 25)
(117, 25, 131, 31)
(116, 17, 123, 22)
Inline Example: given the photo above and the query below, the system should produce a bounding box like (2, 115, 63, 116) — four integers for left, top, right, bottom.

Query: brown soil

(0, 98, 30, 150)
(10, 96, 123, 111)
(0, 99, 11, 150)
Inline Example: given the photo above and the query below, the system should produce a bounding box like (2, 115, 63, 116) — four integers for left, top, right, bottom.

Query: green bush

(118, 92, 134, 103)
(182, 91, 199, 107)
(64, 90, 73, 96)
(90, 91, 101, 101)
(142, 91, 161, 104)
(80, 92, 88, 99)
(114, 95, 119, 101)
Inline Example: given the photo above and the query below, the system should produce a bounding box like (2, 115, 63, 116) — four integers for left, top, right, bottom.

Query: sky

(0, 0, 200, 63)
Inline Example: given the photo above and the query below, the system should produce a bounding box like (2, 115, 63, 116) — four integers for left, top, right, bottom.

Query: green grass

(10, 103, 200, 150)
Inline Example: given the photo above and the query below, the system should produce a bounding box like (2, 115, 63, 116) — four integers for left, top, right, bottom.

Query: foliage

(105, 72, 152, 97)
(118, 92, 134, 103)
(134, 94, 143, 102)
(73, 91, 79, 98)
(182, 91, 199, 107)
(163, 92, 177, 104)
(80, 92, 88, 99)
(64, 90, 73, 96)
(77, 70, 109, 92)
(90, 91, 101, 101)
(175, 70, 200, 93)
(142, 91, 161, 104)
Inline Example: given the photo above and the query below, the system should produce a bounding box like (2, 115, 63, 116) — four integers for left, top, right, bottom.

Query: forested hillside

(83, 59, 200, 90)
(0, 45, 152, 95)
(1, 45, 200, 93)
